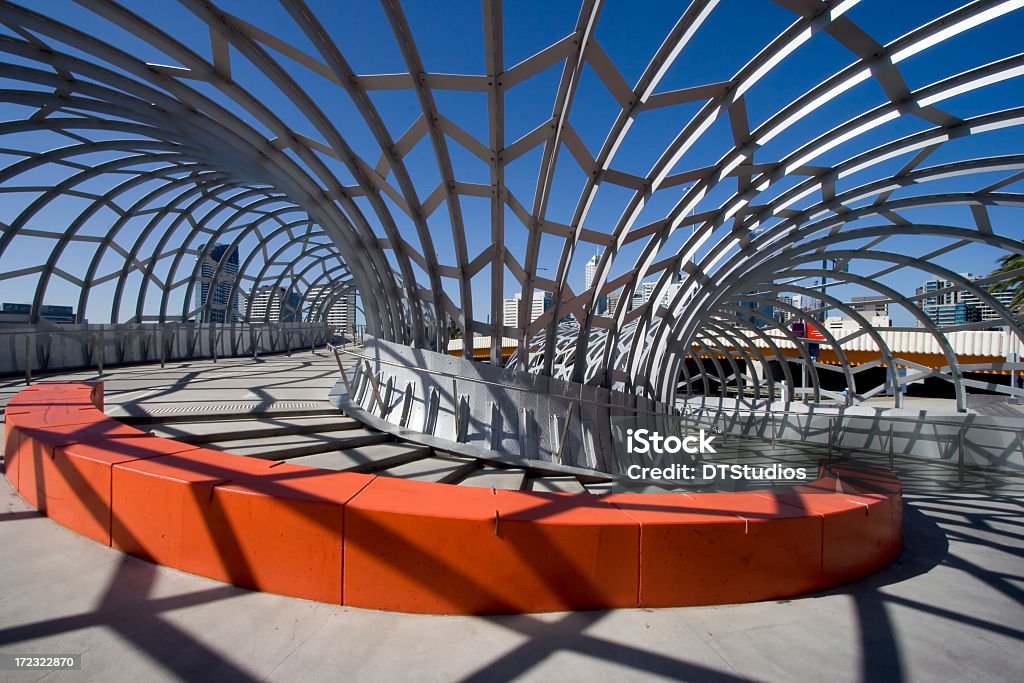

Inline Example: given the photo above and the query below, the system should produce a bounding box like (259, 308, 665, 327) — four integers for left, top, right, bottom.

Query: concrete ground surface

(1, 353, 1022, 682)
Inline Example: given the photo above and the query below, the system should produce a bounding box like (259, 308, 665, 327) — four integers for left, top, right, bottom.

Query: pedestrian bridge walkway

(0, 354, 1021, 680)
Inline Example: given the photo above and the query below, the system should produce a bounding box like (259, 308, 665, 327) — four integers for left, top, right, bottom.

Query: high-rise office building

(584, 253, 600, 291)
(502, 291, 552, 328)
(918, 274, 1014, 327)
(307, 285, 357, 331)
(606, 291, 620, 316)
(959, 283, 1015, 323)
(773, 295, 795, 323)
(626, 269, 689, 312)
(248, 286, 301, 322)
(533, 291, 553, 324)
(737, 294, 774, 328)
(196, 243, 239, 323)
(585, 251, 608, 315)
(502, 295, 519, 328)
(632, 280, 657, 309)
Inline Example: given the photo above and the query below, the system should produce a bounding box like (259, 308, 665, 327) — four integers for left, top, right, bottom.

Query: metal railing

(327, 343, 676, 419)
(4, 322, 335, 383)
(328, 342, 1024, 482)
(678, 403, 1024, 482)
(327, 341, 687, 472)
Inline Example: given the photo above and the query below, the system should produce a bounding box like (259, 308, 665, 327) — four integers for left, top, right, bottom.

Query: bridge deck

(0, 354, 1021, 681)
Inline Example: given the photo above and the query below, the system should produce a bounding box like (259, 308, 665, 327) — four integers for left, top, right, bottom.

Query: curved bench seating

(3, 382, 902, 614)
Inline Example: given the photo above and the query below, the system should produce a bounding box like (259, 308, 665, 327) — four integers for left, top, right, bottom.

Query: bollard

(771, 412, 776, 447)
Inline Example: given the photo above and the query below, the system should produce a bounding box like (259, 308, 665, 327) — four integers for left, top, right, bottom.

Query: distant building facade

(503, 291, 552, 328)
(849, 295, 889, 318)
(306, 285, 356, 331)
(247, 286, 300, 322)
(0, 302, 76, 325)
(773, 295, 795, 323)
(606, 291, 621, 316)
(918, 274, 1014, 328)
(196, 243, 239, 323)
(584, 252, 608, 315)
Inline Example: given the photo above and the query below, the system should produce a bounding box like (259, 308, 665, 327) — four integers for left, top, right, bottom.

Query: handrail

(326, 343, 676, 419)
(678, 403, 1024, 477)
(330, 343, 1024, 433)
(5, 322, 334, 381)
(327, 344, 1024, 483)
(327, 343, 1023, 479)
(678, 402, 1024, 434)
(0, 325, 329, 337)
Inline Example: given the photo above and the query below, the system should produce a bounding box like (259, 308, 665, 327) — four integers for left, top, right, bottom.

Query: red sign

(790, 322, 825, 340)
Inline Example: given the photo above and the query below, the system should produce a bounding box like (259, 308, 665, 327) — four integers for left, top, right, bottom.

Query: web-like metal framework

(1, 0, 1023, 410)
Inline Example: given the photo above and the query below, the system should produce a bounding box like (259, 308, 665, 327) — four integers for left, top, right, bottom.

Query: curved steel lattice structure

(1, 0, 1023, 411)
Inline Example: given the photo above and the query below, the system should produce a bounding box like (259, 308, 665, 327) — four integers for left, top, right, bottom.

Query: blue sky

(0, 0, 1022, 326)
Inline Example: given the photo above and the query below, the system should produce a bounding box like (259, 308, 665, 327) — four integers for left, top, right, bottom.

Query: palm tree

(989, 252, 1024, 312)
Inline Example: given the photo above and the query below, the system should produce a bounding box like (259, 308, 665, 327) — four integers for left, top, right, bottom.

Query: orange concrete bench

(3, 382, 902, 614)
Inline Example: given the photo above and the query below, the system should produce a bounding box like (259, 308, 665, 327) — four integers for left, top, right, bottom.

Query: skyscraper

(248, 286, 301, 322)
(606, 291, 620, 316)
(585, 251, 608, 315)
(196, 243, 239, 323)
(918, 274, 1014, 327)
(632, 280, 657, 309)
(502, 291, 552, 328)
(584, 252, 599, 290)
(307, 285, 357, 331)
